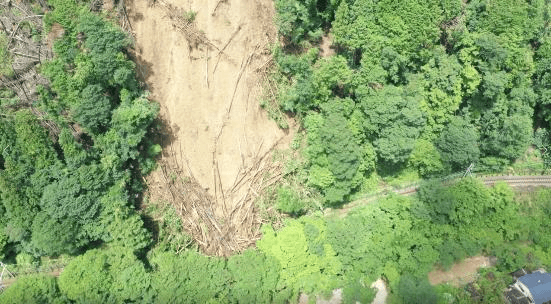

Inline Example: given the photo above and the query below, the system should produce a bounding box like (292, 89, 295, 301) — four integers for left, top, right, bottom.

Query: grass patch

(0, 32, 13, 77)
(141, 197, 195, 254)
(5, 253, 73, 276)
(381, 167, 421, 188)
(506, 146, 550, 175)
(182, 10, 197, 23)
(260, 72, 290, 130)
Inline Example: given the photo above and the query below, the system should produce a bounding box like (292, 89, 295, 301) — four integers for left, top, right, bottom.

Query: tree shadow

(127, 115, 178, 210)
(124, 51, 181, 211)
(128, 50, 155, 92)
(151, 114, 179, 159)
(377, 161, 406, 178)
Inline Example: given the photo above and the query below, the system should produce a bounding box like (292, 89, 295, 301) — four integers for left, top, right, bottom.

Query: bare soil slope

(428, 256, 497, 286)
(127, 0, 293, 255)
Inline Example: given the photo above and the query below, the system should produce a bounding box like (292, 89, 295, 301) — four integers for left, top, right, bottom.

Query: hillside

(1, 0, 551, 303)
(127, 0, 295, 255)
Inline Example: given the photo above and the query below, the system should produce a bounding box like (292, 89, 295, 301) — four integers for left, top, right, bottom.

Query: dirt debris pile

(158, 139, 285, 256)
(127, 0, 293, 255)
(0, 0, 51, 105)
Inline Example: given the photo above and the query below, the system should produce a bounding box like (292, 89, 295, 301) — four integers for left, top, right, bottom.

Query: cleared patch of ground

(319, 34, 335, 57)
(428, 256, 497, 287)
(370, 279, 388, 304)
(126, 0, 294, 255)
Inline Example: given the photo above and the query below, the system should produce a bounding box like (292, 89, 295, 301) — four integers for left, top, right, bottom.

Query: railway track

(2, 176, 551, 289)
(331, 175, 551, 216)
(480, 175, 551, 187)
(0, 260, 69, 291)
(393, 175, 551, 196)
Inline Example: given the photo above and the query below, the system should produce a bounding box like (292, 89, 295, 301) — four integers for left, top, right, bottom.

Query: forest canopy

(0, 0, 158, 260)
(270, 0, 551, 205)
(1, 0, 551, 303)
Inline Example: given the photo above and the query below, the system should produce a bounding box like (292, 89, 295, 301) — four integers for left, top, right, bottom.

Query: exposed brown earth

(428, 256, 497, 287)
(126, 0, 294, 255)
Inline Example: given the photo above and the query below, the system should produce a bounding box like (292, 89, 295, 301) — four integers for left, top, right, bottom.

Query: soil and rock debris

(127, 0, 294, 256)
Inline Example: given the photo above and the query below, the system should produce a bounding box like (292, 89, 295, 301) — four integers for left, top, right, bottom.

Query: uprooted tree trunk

(157, 138, 285, 257)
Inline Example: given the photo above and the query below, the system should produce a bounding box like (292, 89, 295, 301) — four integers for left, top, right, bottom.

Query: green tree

(100, 182, 151, 253)
(58, 248, 151, 303)
(311, 56, 353, 105)
(97, 95, 159, 172)
(341, 272, 376, 304)
(276, 186, 305, 215)
(39, 164, 107, 225)
(327, 195, 418, 279)
(73, 85, 113, 134)
(395, 275, 439, 304)
(76, 12, 135, 89)
(305, 109, 364, 205)
(58, 250, 112, 303)
(43, 0, 79, 31)
(226, 249, 282, 303)
(57, 128, 90, 169)
(479, 112, 533, 161)
(408, 139, 444, 177)
(275, 0, 323, 43)
(416, 48, 463, 136)
(320, 112, 361, 203)
(481, 71, 509, 100)
(257, 218, 341, 296)
(466, 0, 544, 42)
(150, 250, 230, 303)
(0, 274, 65, 304)
(487, 181, 520, 241)
(30, 212, 80, 255)
(332, 0, 444, 61)
(436, 116, 480, 171)
(418, 178, 495, 227)
(359, 85, 425, 165)
(0, 112, 58, 246)
(535, 39, 551, 121)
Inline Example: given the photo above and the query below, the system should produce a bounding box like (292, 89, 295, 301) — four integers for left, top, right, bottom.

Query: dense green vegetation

(272, 0, 551, 205)
(1, 0, 551, 303)
(0, 0, 157, 260)
(4, 178, 551, 303)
